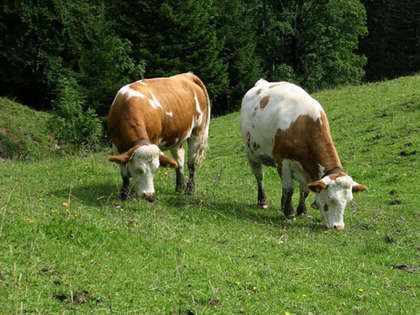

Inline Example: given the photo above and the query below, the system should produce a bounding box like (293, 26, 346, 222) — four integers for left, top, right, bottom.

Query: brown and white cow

(240, 79, 366, 230)
(107, 72, 210, 202)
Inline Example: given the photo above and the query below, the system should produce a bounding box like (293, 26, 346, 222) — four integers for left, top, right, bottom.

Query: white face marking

(315, 175, 354, 229)
(118, 85, 145, 99)
(148, 92, 162, 109)
(127, 144, 161, 197)
(166, 111, 173, 117)
(240, 80, 325, 162)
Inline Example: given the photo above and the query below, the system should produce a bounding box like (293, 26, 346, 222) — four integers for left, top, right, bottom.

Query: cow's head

(109, 144, 177, 202)
(308, 174, 366, 230)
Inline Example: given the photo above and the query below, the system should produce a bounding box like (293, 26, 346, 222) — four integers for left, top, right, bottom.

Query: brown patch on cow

(107, 72, 210, 153)
(308, 180, 328, 193)
(353, 183, 367, 193)
(260, 96, 270, 109)
(256, 89, 262, 95)
(159, 153, 177, 168)
(108, 145, 141, 164)
(272, 113, 342, 180)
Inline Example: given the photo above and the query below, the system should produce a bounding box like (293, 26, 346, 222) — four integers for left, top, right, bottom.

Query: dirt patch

(208, 297, 221, 307)
(392, 264, 417, 273)
(384, 234, 395, 243)
(54, 290, 101, 306)
(389, 199, 402, 205)
(399, 150, 417, 157)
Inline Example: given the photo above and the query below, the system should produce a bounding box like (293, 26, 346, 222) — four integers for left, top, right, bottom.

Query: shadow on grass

(156, 185, 326, 232)
(51, 182, 118, 207)
(51, 181, 326, 232)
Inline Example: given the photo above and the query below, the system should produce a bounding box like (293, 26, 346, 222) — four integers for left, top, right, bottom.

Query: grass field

(0, 75, 419, 313)
(0, 97, 57, 160)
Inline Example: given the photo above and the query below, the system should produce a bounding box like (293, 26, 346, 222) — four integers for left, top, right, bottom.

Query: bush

(47, 76, 102, 151)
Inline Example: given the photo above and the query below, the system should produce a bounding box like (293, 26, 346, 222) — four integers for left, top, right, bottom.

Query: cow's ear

(159, 153, 178, 168)
(307, 180, 328, 193)
(108, 151, 131, 164)
(352, 182, 367, 193)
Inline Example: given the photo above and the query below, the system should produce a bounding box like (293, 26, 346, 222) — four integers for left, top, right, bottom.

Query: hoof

(119, 193, 128, 201)
(176, 187, 184, 193)
(285, 214, 295, 220)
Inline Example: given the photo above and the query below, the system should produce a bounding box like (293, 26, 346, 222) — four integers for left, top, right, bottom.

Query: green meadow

(0, 75, 419, 313)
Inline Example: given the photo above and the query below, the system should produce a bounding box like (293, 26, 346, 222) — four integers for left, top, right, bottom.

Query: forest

(0, 0, 418, 147)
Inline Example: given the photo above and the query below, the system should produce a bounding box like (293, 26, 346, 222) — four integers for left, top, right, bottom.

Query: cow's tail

(188, 72, 210, 165)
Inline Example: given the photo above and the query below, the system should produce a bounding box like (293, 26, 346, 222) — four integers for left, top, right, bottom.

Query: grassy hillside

(0, 75, 419, 313)
(0, 97, 57, 160)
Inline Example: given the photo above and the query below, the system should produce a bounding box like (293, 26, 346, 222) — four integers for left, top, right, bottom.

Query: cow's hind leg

(278, 162, 294, 219)
(185, 135, 205, 194)
(171, 145, 185, 193)
(249, 160, 267, 208)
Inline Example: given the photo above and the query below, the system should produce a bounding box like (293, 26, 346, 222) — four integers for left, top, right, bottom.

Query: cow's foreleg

(250, 160, 267, 208)
(296, 188, 309, 216)
(119, 165, 130, 200)
(278, 163, 294, 219)
(171, 145, 185, 193)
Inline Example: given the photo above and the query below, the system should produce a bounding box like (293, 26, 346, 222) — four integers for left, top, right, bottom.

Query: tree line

(0, 1, 417, 146)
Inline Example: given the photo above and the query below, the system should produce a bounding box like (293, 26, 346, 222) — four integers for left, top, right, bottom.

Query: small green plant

(47, 76, 102, 151)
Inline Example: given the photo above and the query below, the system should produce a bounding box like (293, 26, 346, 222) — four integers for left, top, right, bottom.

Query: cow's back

(108, 73, 209, 152)
(240, 80, 324, 164)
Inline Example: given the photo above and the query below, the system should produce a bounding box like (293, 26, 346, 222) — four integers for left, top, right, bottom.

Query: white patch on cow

(166, 111, 173, 117)
(171, 145, 185, 175)
(181, 120, 195, 143)
(255, 78, 269, 87)
(321, 175, 332, 186)
(127, 144, 160, 197)
(148, 92, 162, 109)
(281, 159, 310, 191)
(119, 85, 145, 99)
(318, 164, 326, 178)
(194, 92, 202, 114)
(240, 80, 324, 166)
(315, 174, 354, 229)
(136, 80, 147, 85)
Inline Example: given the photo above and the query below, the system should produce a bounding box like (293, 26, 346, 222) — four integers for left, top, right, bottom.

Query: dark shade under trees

(360, 0, 420, 81)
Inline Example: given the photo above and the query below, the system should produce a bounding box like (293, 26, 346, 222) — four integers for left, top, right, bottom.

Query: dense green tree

(110, 0, 229, 114)
(0, 1, 142, 113)
(360, 0, 419, 81)
(254, 0, 367, 91)
(213, 0, 263, 113)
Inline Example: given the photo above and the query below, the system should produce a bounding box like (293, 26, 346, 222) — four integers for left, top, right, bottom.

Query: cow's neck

(305, 113, 343, 180)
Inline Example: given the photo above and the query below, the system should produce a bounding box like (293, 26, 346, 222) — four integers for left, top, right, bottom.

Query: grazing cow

(240, 79, 366, 230)
(107, 72, 210, 202)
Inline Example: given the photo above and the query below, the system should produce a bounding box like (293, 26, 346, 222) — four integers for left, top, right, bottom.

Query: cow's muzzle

(143, 192, 156, 203)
